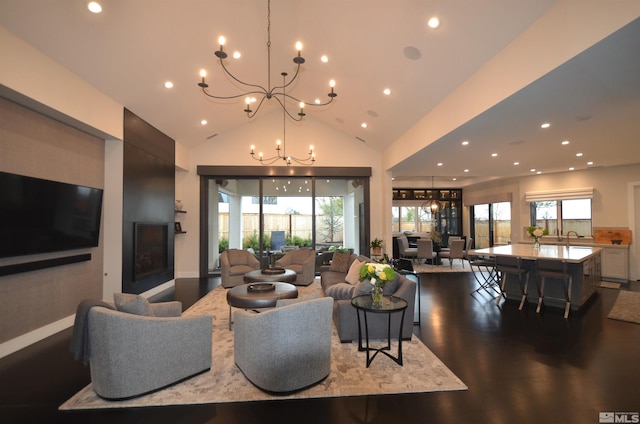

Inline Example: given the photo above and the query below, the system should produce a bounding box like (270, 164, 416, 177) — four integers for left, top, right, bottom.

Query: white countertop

(470, 244, 601, 263)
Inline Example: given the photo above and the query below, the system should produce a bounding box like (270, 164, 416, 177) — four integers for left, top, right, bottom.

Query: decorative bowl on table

(261, 267, 286, 275)
(248, 283, 276, 292)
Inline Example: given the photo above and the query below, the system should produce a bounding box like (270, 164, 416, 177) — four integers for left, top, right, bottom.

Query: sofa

(321, 252, 416, 342)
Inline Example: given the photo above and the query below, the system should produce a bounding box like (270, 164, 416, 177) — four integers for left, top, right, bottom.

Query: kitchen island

(470, 244, 601, 312)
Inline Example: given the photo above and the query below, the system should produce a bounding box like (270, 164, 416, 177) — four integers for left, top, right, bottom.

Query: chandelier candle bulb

(198, 69, 208, 88)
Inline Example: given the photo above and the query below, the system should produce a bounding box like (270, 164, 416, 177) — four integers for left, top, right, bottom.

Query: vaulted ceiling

(1, 1, 639, 186)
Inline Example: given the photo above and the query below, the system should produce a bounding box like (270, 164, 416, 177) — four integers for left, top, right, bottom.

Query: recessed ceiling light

(562, 140, 570, 145)
(452, 178, 457, 181)
(569, 167, 575, 171)
(321, 55, 328, 63)
(383, 88, 391, 96)
(576, 152, 583, 157)
(437, 162, 443, 166)
(164, 81, 174, 89)
(200, 119, 208, 125)
(491, 153, 498, 157)
(540, 122, 550, 129)
(233, 51, 241, 59)
(461, 140, 469, 146)
(530, 168, 536, 172)
(537, 171, 542, 174)
(464, 169, 469, 173)
(427, 17, 440, 29)
(361, 123, 368, 128)
(87, 1, 102, 13)
(513, 162, 520, 166)
(587, 161, 594, 166)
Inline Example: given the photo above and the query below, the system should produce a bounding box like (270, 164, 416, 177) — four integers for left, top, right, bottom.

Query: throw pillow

(113, 293, 155, 316)
(382, 273, 402, 295)
(353, 280, 374, 297)
(345, 259, 363, 284)
(325, 283, 355, 300)
(329, 251, 351, 273)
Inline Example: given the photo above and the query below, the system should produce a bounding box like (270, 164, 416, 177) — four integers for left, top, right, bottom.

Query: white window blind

(525, 187, 593, 202)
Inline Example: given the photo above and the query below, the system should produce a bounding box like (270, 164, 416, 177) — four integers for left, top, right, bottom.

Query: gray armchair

(233, 297, 334, 393)
(220, 248, 261, 288)
(274, 248, 316, 286)
(87, 302, 212, 399)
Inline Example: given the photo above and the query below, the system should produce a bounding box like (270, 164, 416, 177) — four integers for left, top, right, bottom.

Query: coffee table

(244, 268, 297, 283)
(226, 282, 298, 329)
(351, 294, 408, 367)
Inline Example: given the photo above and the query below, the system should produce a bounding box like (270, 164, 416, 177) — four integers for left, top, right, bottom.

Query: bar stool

(495, 256, 530, 310)
(535, 259, 572, 318)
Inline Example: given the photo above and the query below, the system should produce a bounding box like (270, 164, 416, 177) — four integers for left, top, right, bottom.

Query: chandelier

(197, 0, 337, 123)
(421, 176, 440, 215)
(250, 74, 315, 165)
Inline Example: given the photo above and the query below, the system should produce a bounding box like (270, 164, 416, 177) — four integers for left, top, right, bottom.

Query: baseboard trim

(0, 314, 75, 359)
(0, 281, 176, 359)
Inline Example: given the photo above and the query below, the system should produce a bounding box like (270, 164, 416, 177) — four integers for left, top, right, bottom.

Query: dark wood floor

(2, 273, 639, 424)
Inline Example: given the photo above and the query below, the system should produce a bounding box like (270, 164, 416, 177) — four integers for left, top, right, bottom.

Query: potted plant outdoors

(370, 238, 384, 256)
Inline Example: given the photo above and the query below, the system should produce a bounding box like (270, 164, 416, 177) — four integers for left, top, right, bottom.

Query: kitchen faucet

(565, 230, 580, 247)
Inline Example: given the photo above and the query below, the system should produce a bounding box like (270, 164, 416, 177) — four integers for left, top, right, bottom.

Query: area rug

(607, 290, 640, 325)
(60, 280, 466, 410)
(599, 281, 621, 289)
(413, 261, 472, 273)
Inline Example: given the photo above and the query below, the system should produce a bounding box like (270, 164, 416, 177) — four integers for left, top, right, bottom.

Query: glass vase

(533, 238, 540, 249)
(371, 285, 383, 307)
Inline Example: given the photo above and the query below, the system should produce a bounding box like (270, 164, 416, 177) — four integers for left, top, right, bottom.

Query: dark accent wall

(122, 109, 175, 294)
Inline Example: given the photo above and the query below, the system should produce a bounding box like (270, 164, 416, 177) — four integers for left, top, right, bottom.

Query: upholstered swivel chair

(274, 248, 316, 285)
(86, 301, 213, 399)
(440, 239, 465, 268)
(396, 235, 418, 260)
(220, 249, 261, 288)
(234, 297, 334, 393)
(417, 239, 437, 265)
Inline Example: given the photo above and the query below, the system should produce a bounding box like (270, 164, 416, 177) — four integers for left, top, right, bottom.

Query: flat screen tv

(0, 171, 104, 258)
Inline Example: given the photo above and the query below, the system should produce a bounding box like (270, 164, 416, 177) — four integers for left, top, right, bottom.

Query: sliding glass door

(205, 175, 365, 275)
(471, 201, 511, 248)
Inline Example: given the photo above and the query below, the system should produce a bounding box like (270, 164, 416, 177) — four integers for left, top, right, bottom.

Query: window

(530, 199, 592, 236)
(391, 205, 435, 233)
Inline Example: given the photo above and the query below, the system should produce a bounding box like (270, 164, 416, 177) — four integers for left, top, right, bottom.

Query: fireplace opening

(134, 223, 168, 281)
